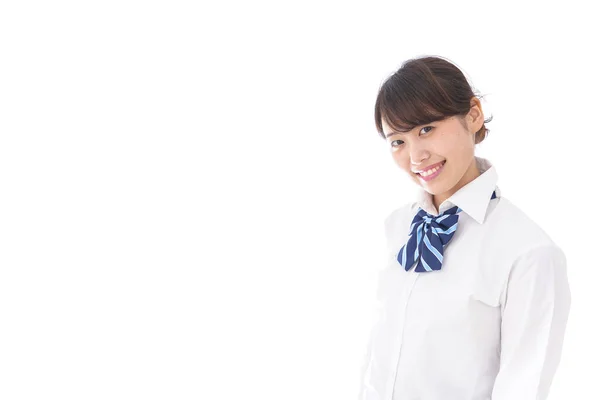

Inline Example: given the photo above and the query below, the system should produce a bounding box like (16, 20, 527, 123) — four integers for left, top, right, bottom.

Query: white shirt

(359, 156, 571, 400)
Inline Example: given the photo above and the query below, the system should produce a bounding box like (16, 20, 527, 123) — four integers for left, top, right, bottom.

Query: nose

(409, 142, 430, 166)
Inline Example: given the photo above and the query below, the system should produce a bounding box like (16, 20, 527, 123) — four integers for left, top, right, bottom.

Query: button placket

(386, 271, 420, 400)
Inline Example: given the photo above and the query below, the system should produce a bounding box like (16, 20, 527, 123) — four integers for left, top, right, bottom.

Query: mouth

(414, 160, 446, 182)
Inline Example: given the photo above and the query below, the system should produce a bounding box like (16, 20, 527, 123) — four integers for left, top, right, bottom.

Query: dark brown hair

(374, 55, 493, 144)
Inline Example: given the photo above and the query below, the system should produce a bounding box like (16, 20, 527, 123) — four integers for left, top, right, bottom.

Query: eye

(389, 126, 433, 148)
(420, 126, 434, 135)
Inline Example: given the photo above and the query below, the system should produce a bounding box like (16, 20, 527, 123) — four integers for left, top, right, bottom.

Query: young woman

(359, 56, 571, 400)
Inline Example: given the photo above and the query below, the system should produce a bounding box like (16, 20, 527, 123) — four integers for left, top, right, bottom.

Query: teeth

(420, 164, 442, 176)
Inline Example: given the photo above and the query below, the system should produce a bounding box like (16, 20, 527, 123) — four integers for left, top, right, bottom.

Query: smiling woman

(358, 55, 571, 400)
(375, 56, 494, 212)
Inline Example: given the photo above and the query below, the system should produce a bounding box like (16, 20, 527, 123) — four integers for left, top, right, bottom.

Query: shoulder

(486, 195, 560, 253)
(482, 195, 569, 288)
(478, 196, 568, 306)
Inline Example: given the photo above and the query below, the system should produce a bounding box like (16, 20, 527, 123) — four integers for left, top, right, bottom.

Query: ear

(467, 97, 484, 133)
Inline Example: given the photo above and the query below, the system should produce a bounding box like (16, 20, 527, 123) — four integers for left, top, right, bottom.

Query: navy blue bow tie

(397, 191, 498, 273)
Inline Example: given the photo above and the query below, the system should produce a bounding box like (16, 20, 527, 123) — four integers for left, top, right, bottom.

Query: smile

(416, 161, 446, 182)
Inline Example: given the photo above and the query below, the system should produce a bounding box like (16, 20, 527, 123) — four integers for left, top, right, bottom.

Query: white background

(0, 1, 596, 399)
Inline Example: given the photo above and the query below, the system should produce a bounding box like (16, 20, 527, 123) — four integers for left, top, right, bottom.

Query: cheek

(393, 152, 413, 175)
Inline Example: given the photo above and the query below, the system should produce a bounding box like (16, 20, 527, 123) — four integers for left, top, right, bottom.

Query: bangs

(378, 86, 449, 133)
(375, 75, 454, 135)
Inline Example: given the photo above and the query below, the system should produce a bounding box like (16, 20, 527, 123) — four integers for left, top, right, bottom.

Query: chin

(418, 179, 451, 195)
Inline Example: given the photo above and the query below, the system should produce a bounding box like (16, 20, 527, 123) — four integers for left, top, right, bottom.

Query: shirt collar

(415, 156, 501, 224)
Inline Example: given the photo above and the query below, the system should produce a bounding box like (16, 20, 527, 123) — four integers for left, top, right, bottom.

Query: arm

(491, 245, 571, 400)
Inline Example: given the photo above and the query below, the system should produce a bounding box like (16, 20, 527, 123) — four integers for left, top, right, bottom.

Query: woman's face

(381, 99, 484, 208)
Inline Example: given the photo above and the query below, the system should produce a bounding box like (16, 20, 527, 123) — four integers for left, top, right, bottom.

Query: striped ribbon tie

(398, 191, 497, 272)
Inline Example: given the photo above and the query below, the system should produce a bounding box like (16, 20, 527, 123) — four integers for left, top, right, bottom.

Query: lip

(415, 161, 446, 182)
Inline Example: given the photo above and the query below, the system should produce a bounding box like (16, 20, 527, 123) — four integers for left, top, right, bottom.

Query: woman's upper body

(360, 56, 571, 400)
(358, 156, 571, 400)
